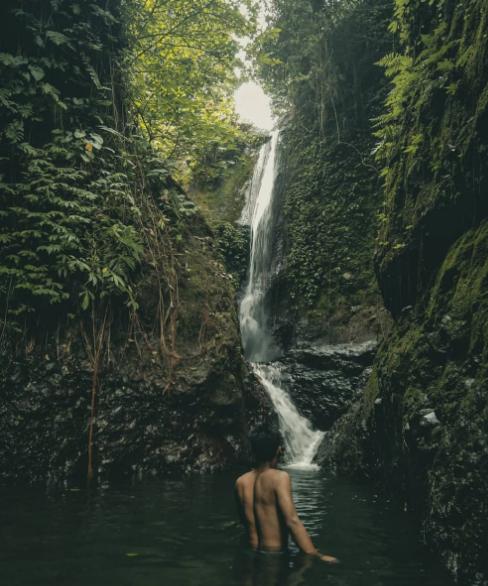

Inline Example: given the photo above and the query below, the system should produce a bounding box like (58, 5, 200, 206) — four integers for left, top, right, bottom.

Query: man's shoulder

(235, 470, 256, 487)
(273, 469, 289, 481)
(263, 468, 289, 484)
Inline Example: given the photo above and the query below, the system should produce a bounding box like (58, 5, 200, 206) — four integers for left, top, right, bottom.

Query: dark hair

(250, 429, 282, 464)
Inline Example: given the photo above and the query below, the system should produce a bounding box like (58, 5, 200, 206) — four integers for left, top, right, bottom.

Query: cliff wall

(324, 2, 488, 583)
(257, 0, 393, 346)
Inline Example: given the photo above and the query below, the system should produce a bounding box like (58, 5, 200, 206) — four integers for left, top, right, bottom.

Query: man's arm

(235, 479, 258, 550)
(275, 472, 338, 563)
(234, 481, 247, 525)
(275, 472, 317, 554)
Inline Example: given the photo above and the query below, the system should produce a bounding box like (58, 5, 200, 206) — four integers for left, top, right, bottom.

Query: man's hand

(319, 553, 339, 564)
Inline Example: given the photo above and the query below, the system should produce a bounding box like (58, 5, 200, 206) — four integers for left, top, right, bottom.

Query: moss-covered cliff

(257, 0, 393, 345)
(375, 0, 488, 318)
(324, 2, 488, 583)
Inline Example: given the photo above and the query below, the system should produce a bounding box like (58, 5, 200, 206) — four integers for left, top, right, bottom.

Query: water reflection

(288, 468, 326, 540)
(0, 471, 452, 586)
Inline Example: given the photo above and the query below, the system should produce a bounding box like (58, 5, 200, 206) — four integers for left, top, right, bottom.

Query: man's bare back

(235, 470, 258, 550)
(235, 430, 338, 563)
(253, 468, 290, 551)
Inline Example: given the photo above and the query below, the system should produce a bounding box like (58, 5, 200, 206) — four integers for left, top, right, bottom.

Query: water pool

(0, 468, 452, 586)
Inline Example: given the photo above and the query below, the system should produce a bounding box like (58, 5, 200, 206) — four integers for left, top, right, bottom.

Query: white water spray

(239, 131, 280, 362)
(239, 130, 324, 469)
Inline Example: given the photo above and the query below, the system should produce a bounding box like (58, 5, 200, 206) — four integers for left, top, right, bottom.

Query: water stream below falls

(239, 130, 324, 468)
(253, 364, 324, 469)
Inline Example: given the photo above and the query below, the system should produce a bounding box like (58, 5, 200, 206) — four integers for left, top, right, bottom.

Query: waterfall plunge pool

(0, 471, 452, 586)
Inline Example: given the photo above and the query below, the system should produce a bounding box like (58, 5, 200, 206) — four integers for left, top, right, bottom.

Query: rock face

(0, 220, 274, 485)
(324, 225, 488, 585)
(0, 345, 273, 484)
(322, 3, 488, 584)
(274, 341, 376, 431)
(257, 2, 393, 351)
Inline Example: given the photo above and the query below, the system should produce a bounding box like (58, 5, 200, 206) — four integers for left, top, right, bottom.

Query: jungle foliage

(0, 0, 255, 341)
(253, 0, 392, 337)
(126, 0, 257, 185)
(0, 0, 258, 484)
(373, 0, 488, 314)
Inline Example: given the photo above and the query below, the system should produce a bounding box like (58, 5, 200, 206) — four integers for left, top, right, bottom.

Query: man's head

(250, 429, 283, 465)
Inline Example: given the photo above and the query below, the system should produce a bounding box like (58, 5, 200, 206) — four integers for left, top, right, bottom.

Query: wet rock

(324, 221, 488, 586)
(0, 338, 274, 485)
(420, 410, 440, 426)
(273, 340, 377, 430)
(0, 202, 277, 484)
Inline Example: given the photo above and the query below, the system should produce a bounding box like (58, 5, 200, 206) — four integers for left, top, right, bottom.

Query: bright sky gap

(234, 81, 274, 131)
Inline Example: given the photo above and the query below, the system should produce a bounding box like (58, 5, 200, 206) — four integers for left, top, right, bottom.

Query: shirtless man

(235, 430, 338, 563)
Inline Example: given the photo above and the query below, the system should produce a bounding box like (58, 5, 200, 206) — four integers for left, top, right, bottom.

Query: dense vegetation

(374, 0, 488, 314)
(0, 0, 264, 484)
(253, 0, 393, 343)
(0, 0, 256, 336)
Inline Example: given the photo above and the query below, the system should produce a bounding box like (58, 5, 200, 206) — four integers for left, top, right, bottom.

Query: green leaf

(46, 31, 70, 46)
(80, 291, 91, 310)
(28, 65, 45, 81)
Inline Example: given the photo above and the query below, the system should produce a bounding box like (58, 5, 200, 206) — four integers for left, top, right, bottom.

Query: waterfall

(239, 130, 280, 363)
(239, 130, 324, 469)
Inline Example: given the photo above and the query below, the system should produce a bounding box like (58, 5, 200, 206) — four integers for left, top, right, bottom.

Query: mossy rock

(327, 220, 488, 584)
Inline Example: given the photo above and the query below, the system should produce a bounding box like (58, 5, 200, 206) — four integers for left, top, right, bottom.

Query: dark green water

(0, 468, 451, 586)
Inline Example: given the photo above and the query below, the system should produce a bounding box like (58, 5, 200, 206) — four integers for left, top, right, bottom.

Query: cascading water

(239, 131, 280, 362)
(239, 130, 324, 469)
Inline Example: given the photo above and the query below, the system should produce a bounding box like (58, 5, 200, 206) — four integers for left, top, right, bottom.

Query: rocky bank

(0, 215, 274, 485)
